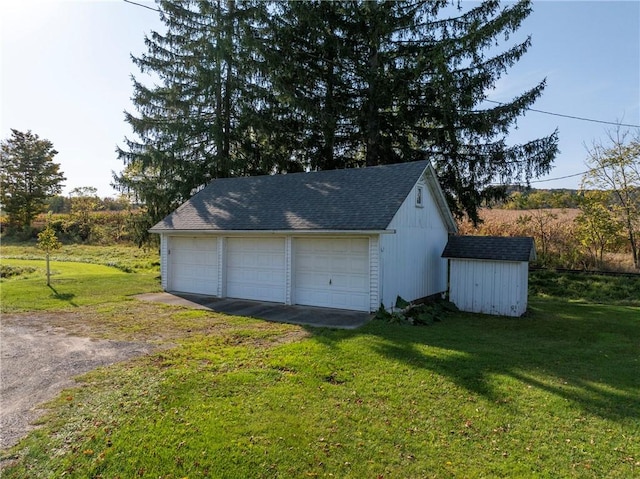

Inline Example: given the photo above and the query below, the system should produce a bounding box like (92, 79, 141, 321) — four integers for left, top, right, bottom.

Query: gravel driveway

(0, 315, 155, 450)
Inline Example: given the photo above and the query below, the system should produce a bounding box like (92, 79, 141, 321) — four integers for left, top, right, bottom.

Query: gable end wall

(379, 177, 449, 308)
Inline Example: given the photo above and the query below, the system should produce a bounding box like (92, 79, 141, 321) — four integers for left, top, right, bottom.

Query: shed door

(169, 237, 218, 295)
(226, 237, 286, 303)
(294, 238, 369, 311)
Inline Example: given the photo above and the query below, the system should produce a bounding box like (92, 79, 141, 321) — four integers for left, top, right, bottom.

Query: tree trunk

(223, 0, 234, 170)
(46, 252, 51, 286)
(630, 229, 639, 269)
(365, 46, 380, 167)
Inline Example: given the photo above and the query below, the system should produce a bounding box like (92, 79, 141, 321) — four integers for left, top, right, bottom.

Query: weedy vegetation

(1, 242, 159, 273)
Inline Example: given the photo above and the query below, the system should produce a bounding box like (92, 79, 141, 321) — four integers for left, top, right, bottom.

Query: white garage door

(169, 237, 218, 295)
(226, 237, 286, 302)
(294, 238, 370, 311)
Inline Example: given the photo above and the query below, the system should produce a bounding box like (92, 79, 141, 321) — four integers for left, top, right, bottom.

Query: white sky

(1, 0, 639, 198)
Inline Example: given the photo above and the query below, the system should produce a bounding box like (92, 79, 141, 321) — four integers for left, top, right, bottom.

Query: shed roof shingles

(152, 161, 430, 232)
(441, 236, 536, 262)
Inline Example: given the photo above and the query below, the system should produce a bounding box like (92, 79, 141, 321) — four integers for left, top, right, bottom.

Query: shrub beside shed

(441, 236, 536, 317)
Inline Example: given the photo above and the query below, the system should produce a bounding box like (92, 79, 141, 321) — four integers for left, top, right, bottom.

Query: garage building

(150, 161, 457, 312)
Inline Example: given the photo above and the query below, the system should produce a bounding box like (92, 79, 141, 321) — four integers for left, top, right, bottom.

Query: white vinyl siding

(448, 259, 529, 317)
(160, 234, 168, 290)
(226, 237, 286, 302)
(379, 178, 449, 308)
(284, 236, 293, 305)
(294, 238, 370, 311)
(168, 236, 218, 295)
(368, 235, 380, 312)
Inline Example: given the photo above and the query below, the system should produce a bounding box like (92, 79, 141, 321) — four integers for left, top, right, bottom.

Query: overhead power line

(122, 1, 640, 130)
(495, 163, 627, 186)
(123, 0, 161, 13)
(485, 100, 640, 128)
(527, 170, 591, 184)
(489, 170, 590, 187)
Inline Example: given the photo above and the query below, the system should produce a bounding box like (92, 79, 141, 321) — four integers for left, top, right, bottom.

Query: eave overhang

(149, 228, 396, 236)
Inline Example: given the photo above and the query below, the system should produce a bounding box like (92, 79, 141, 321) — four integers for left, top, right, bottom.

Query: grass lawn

(0, 259, 160, 312)
(1, 253, 638, 477)
(1, 243, 161, 312)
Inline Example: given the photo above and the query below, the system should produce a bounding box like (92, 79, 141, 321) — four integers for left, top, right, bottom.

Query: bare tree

(516, 209, 558, 264)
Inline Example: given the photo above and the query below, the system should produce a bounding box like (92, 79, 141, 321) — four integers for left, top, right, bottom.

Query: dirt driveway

(0, 297, 359, 452)
(0, 315, 156, 450)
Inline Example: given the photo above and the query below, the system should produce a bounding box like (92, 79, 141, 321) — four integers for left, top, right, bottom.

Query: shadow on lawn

(310, 300, 640, 422)
(48, 285, 78, 307)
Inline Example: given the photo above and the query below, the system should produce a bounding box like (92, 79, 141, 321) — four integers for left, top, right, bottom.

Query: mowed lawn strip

(2, 269, 639, 477)
(0, 258, 160, 312)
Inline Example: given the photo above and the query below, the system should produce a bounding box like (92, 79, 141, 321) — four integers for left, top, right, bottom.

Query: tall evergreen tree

(414, 0, 558, 222)
(267, 0, 558, 222)
(119, 0, 557, 226)
(0, 129, 66, 230)
(266, 1, 356, 170)
(115, 0, 276, 230)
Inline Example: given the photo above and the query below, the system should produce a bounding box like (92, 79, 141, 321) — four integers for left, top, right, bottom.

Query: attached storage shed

(150, 160, 457, 313)
(442, 236, 536, 317)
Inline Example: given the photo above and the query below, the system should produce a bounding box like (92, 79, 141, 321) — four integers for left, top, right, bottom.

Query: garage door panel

(330, 273, 368, 290)
(296, 271, 322, 287)
(169, 237, 218, 295)
(295, 289, 330, 306)
(227, 238, 285, 302)
(350, 255, 368, 268)
(328, 291, 369, 310)
(294, 238, 369, 312)
(298, 253, 328, 266)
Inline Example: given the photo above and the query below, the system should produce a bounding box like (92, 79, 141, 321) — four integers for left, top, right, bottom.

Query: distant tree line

(0, 129, 147, 244)
(500, 189, 580, 209)
(45, 188, 132, 214)
(39, 187, 143, 244)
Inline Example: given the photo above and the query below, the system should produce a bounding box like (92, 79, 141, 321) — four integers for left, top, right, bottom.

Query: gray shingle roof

(441, 236, 536, 262)
(151, 161, 434, 232)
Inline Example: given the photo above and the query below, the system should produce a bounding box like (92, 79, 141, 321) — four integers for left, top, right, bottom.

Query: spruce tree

(119, 0, 558, 226)
(411, 0, 559, 222)
(265, 1, 355, 170)
(267, 0, 558, 222)
(115, 0, 273, 229)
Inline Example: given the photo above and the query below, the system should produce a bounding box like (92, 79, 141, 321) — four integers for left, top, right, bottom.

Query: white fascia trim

(150, 229, 396, 236)
(423, 163, 458, 234)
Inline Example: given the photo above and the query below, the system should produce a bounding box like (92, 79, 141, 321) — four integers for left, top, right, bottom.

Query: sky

(1, 0, 639, 198)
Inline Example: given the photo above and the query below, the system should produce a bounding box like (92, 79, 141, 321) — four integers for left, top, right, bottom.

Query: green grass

(1, 243, 161, 312)
(1, 268, 638, 477)
(1, 242, 159, 272)
(4, 304, 638, 478)
(530, 269, 640, 306)
(0, 251, 638, 477)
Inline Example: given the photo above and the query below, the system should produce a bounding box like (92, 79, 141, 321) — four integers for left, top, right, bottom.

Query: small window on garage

(416, 186, 424, 207)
